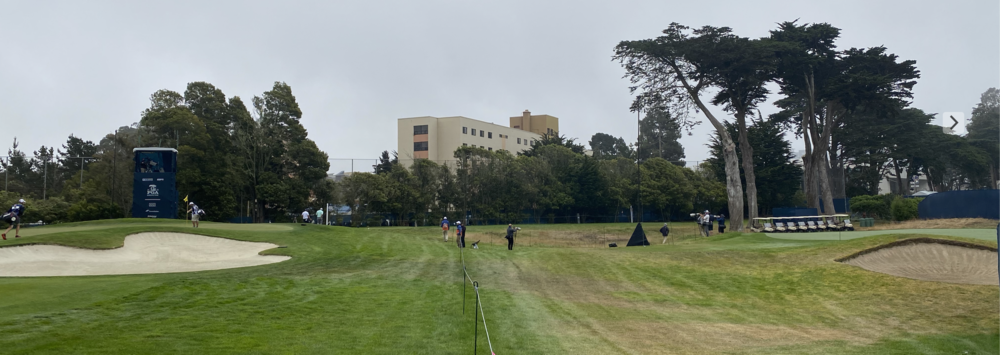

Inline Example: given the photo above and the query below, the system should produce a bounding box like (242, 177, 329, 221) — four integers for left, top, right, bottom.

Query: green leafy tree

(637, 109, 685, 163)
(709, 119, 803, 216)
(615, 23, 746, 230)
(639, 157, 694, 220)
(966, 87, 999, 188)
(589, 133, 634, 160)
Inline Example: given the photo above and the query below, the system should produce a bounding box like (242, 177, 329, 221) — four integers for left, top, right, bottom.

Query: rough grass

(0, 220, 994, 354)
(860, 218, 999, 230)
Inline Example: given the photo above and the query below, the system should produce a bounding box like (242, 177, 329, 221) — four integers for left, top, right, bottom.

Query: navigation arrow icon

(950, 115, 959, 130)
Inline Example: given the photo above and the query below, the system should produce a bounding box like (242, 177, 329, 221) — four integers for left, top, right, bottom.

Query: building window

(463, 127, 468, 134)
(471, 128, 476, 135)
(463, 143, 467, 146)
(488, 132, 492, 139)
(488, 147, 493, 151)
(414, 125, 428, 135)
(479, 130, 484, 137)
(517, 138, 521, 144)
(547, 128, 553, 135)
(414, 142, 428, 151)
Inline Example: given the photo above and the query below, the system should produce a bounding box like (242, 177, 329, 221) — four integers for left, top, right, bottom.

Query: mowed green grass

(0, 220, 995, 354)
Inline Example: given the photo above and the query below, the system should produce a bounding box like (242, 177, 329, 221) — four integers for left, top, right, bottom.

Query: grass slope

(0, 221, 995, 354)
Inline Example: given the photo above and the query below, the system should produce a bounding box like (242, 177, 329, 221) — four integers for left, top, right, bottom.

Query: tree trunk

(669, 62, 744, 231)
(687, 94, 744, 232)
(802, 123, 817, 208)
(736, 112, 758, 228)
(815, 149, 837, 215)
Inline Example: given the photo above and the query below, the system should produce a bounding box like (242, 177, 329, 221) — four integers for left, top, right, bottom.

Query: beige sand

(0, 232, 290, 277)
(842, 242, 998, 285)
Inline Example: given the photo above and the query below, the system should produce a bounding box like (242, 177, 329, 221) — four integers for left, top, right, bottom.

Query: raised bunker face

(840, 239, 998, 285)
(0, 232, 290, 277)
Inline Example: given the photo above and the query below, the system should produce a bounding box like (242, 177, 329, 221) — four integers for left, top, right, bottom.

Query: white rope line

(460, 244, 497, 354)
(474, 284, 495, 354)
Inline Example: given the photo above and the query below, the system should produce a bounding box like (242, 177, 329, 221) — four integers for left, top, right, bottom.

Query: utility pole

(637, 109, 642, 223)
(42, 153, 47, 199)
(69, 157, 97, 188)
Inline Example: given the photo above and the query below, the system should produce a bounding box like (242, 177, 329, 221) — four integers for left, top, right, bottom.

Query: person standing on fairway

(316, 208, 324, 225)
(187, 202, 202, 228)
(441, 217, 450, 242)
(660, 222, 670, 244)
(1, 199, 27, 240)
(301, 209, 310, 224)
(716, 214, 726, 234)
(455, 221, 465, 248)
(505, 224, 517, 250)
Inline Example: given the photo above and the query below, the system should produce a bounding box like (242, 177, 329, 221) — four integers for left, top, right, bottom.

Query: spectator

(701, 210, 712, 237)
(505, 224, 516, 250)
(717, 214, 726, 234)
(301, 209, 310, 224)
(316, 208, 324, 225)
(659, 223, 670, 244)
(441, 217, 450, 242)
(455, 221, 465, 248)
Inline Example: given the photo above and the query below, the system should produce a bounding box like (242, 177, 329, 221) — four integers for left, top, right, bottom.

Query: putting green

(767, 228, 996, 241)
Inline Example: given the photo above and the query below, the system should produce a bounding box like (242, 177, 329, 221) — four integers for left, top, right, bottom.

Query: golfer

(1, 199, 26, 240)
(505, 224, 516, 250)
(316, 208, 324, 225)
(660, 223, 670, 244)
(441, 217, 450, 242)
(187, 202, 202, 228)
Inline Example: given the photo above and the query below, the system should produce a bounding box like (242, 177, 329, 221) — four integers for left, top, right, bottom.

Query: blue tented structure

(918, 190, 999, 220)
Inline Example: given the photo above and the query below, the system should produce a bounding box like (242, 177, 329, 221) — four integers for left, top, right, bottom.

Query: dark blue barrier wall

(918, 190, 999, 220)
(773, 208, 819, 217)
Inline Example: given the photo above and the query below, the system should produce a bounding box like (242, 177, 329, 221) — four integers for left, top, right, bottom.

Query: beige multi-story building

(510, 110, 559, 136)
(397, 111, 558, 167)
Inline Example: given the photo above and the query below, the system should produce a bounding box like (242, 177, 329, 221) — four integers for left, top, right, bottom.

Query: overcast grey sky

(2, 1, 998, 174)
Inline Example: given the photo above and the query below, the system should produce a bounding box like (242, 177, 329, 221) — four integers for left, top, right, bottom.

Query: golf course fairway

(0, 220, 995, 354)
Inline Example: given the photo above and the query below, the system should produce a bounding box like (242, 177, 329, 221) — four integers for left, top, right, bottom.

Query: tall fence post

(473, 281, 479, 354)
(463, 265, 467, 315)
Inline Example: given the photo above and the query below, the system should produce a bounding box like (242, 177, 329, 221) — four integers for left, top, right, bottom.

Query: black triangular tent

(626, 222, 650, 246)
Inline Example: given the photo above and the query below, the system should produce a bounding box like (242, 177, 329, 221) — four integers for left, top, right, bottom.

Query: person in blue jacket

(455, 221, 466, 248)
(717, 214, 726, 234)
(2, 199, 27, 240)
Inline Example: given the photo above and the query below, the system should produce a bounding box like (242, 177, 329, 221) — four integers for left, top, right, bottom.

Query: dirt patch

(838, 238, 998, 285)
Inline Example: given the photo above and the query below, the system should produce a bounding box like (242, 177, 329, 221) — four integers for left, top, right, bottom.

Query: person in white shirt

(187, 202, 202, 228)
(301, 210, 310, 223)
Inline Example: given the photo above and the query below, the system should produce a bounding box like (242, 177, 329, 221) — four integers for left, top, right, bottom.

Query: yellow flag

(183, 195, 188, 203)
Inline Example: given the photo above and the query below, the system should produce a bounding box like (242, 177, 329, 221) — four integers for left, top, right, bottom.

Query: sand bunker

(839, 238, 998, 285)
(0, 232, 290, 277)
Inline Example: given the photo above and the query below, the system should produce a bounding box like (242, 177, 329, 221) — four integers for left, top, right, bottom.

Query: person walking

(187, 202, 202, 228)
(505, 224, 516, 250)
(1, 199, 27, 240)
(301, 209, 310, 224)
(696, 212, 706, 237)
(441, 217, 450, 242)
(717, 214, 726, 234)
(455, 221, 465, 248)
(316, 208, 324, 225)
(659, 222, 670, 244)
